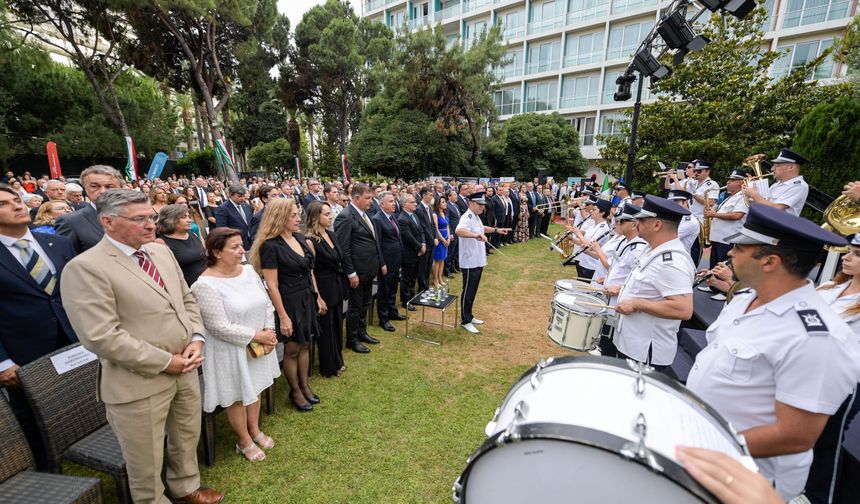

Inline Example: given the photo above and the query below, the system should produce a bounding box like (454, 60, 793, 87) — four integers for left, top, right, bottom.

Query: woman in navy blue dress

(431, 197, 450, 289)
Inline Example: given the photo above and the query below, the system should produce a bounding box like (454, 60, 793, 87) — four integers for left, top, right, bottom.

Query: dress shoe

(390, 313, 407, 321)
(348, 342, 370, 353)
(359, 333, 380, 344)
(406, 304, 417, 311)
(169, 487, 224, 504)
(304, 392, 320, 404)
(290, 396, 313, 412)
(461, 322, 480, 334)
(380, 322, 395, 332)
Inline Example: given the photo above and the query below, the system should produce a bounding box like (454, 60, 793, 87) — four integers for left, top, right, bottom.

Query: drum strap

(619, 238, 646, 257)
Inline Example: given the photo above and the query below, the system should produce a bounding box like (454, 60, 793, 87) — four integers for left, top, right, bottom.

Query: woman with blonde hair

(150, 186, 169, 213)
(249, 198, 322, 411)
(31, 201, 72, 234)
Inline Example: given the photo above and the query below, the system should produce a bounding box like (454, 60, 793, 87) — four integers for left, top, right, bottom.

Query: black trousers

(805, 390, 860, 504)
(445, 237, 459, 274)
(528, 214, 541, 238)
(709, 241, 732, 269)
(460, 266, 484, 324)
(576, 264, 595, 280)
(540, 215, 551, 236)
(417, 250, 432, 293)
(690, 237, 702, 268)
(400, 261, 418, 305)
(346, 275, 374, 345)
(616, 346, 668, 374)
(376, 266, 401, 324)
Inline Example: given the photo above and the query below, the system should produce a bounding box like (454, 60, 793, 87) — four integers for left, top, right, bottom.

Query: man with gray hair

(55, 165, 123, 253)
(29, 179, 66, 220)
(65, 182, 85, 210)
(213, 184, 253, 250)
(61, 189, 223, 504)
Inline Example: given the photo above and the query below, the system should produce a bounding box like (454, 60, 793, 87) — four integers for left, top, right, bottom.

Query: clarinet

(693, 258, 733, 287)
(570, 229, 614, 259)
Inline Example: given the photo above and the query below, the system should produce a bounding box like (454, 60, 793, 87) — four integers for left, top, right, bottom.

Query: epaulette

(796, 307, 829, 335)
(661, 251, 672, 262)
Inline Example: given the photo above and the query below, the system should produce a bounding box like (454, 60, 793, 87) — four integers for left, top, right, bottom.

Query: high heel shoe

(290, 395, 313, 412)
(236, 442, 265, 461)
(304, 392, 320, 404)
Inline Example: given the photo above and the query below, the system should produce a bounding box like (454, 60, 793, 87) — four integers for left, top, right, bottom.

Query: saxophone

(699, 188, 714, 248)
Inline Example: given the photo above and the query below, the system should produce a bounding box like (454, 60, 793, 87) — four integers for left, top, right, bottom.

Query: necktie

(362, 212, 375, 238)
(12, 239, 55, 293)
(389, 214, 399, 236)
(235, 204, 247, 224)
(409, 213, 418, 227)
(133, 250, 166, 290)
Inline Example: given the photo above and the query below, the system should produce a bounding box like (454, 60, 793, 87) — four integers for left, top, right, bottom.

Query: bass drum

(453, 356, 756, 504)
(546, 292, 606, 351)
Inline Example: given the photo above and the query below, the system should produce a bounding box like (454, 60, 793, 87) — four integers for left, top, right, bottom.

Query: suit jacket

(492, 195, 509, 225)
(447, 202, 462, 237)
(249, 207, 265, 243)
(60, 237, 205, 404)
(213, 200, 253, 249)
(0, 232, 78, 367)
(510, 192, 521, 222)
(456, 195, 469, 214)
(302, 193, 322, 209)
(54, 204, 104, 254)
(367, 198, 381, 218)
(397, 211, 424, 265)
(333, 204, 383, 280)
(415, 201, 436, 245)
(372, 211, 403, 271)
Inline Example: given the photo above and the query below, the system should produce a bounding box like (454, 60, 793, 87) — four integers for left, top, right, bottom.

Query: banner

(500, 176, 515, 183)
(147, 152, 169, 180)
(123, 137, 138, 181)
(567, 177, 581, 186)
(46, 141, 62, 179)
(213, 137, 237, 182)
(341, 153, 351, 182)
(295, 156, 302, 180)
(479, 177, 490, 185)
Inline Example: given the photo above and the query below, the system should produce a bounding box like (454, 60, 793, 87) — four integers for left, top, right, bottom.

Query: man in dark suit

(55, 165, 122, 253)
(334, 183, 385, 353)
(249, 184, 279, 243)
(301, 180, 323, 209)
(491, 188, 510, 248)
(456, 183, 470, 214)
(372, 192, 404, 332)
(540, 187, 553, 236)
(526, 182, 541, 239)
(397, 194, 425, 311)
(414, 187, 436, 293)
(444, 190, 461, 276)
(508, 185, 521, 244)
(214, 184, 253, 250)
(0, 186, 78, 469)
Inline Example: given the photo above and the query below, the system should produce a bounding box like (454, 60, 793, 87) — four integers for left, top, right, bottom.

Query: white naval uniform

(686, 282, 860, 499)
(589, 233, 625, 284)
(690, 178, 720, 218)
(572, 216, 595, 255)
(817, 282, 860, 336)
(677, 214, 700, 252)
(709, 191, 749, 245)
(602, 236, 648, 312)
(614, 238, 695, 365)
(769, 175, 809, 217)
(577, 221, 611, 272)
(457, 209, 486, 269)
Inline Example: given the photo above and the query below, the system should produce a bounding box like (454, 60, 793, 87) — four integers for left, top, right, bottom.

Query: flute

(693, 258, 733, 287)
(570, 229, 614, 259)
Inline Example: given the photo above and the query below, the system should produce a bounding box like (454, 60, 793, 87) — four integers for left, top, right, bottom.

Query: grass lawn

(74, 224, 575, 503)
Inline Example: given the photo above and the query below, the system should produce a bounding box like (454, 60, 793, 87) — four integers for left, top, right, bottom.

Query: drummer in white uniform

(612, 196, 696, 370)
(666, 190, 701, 258)
(745, 148, 810, 217)
(685, 204, 860, 501)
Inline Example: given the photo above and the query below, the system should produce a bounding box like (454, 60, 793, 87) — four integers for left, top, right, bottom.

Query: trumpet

(652, 170, 677, 177)
(532, 200, 566, 211)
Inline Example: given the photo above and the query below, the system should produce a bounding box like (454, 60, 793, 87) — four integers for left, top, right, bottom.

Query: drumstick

(486, 239, 506, 256)
(571, 283, 605, 292)
(575, 300, 616, 310)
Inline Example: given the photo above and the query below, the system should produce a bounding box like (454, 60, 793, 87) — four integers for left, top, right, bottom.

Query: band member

(665, 161, 695, 192)
(614, 182, 632, 208)
(686, 204, 860, 500)
(666, 190, 701, 257)
(745, 148, 810, 216)
(688, 160, 719, 264)
(630, 190, 646, 207)
(703, 168, 749, 269)
(566, 199, 613, 280)
(455, 192, 508, 334)
(612, 196, 696, 370)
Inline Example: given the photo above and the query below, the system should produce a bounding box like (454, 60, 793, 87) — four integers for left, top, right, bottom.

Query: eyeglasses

(115, 213, 159, 225)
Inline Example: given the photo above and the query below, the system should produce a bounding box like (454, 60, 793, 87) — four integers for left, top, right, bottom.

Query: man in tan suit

(61, 189, 223, 504)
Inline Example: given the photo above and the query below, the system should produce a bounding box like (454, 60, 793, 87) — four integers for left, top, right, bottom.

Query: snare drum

(554, 278, 605, 298)
(453, 356, 755, 504)
(546, 292, 606, 351)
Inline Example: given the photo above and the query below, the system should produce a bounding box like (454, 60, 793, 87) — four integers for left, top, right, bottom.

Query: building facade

(361, 0, 855, 160)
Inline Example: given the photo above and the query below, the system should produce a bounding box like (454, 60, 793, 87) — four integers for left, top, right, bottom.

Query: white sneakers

(696, 284, 713, 292)
(470, 318, 484, 325)
(710, 293, 727, 301)
(461, 323, 480, 334)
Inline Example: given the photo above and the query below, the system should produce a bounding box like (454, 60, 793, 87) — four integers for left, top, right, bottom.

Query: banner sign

(147, 152, 168, 180)
(499, 176, 515, 183)
(46, 141, 62, 179)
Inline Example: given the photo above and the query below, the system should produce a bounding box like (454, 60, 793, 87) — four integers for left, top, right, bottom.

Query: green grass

(74, 225, 573, 503)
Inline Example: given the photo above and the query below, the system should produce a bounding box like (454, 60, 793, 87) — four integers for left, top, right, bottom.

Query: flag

(601, 174, 611, 195)
(46, 141, 62, 179)
(147, 152, 169, 180)
(294, 156, 302, 180)
(213, 138, 237, 182)
(123, 137, 138, 181)
(341, 153, 351, 182)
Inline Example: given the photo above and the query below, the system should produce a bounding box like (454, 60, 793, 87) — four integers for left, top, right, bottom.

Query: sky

(277, 0, 364, 30)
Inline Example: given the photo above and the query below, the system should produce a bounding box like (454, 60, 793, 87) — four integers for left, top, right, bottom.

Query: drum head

(554, 279, 579, 292)
(553, 292, 605, 314)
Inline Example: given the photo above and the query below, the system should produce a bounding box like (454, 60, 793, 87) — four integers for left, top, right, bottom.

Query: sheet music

(754, 179, 770, 200)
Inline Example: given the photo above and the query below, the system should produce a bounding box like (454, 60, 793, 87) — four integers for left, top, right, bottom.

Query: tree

(246, 138, 308, 180)
(793, 96, 860, 199)
(598, 8, 847, 192)
(484, 113, 586, 180)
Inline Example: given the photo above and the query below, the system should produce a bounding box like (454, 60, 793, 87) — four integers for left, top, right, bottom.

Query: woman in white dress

(192, 228, 280, 462)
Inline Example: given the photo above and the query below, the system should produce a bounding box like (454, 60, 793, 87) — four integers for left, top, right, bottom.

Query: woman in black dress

(250, 198, 320, 412)
(303, 201, 346, 377)
(155, 204, 207, 286)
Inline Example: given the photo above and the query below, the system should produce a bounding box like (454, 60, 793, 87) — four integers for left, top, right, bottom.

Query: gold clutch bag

(247, 342, 265, 358)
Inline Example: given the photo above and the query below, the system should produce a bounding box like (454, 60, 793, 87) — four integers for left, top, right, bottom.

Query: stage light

(613, 73, 636, 101)
(657, 11, 709, 52)
(632, 48, 671, 79)
(700, 0, 757, 19)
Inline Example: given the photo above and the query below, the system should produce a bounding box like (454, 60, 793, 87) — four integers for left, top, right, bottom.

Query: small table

(405, 291, 459, 345)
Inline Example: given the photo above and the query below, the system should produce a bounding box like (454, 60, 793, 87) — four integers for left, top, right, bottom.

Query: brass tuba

(742, 154, 771, 206)
(821, 195, 860, 252)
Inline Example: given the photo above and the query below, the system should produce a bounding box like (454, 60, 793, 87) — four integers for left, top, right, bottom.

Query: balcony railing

(464, 0, 493, 13)
(364, 0, 385, 12)
(524, 99, 558, 112)
(782, 1, 850, 28)
(494, 64, 523, 79)
(560, 96, 598, 108)
(502, 24, 525, 40)
(410, 15, 433, 30)
(563, 51, 602, 68)
(435, 4, 461, 22)
(528, 15, 565, 34)
(610, 0, 657, 15)
(567, 4, 609, 25)
(526, 58, 560, 74)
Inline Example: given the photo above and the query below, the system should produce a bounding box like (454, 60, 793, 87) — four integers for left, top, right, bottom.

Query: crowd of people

(2, 158, 860, 503)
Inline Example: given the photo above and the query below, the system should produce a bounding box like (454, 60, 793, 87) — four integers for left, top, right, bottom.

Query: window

(772, 39, 835, 80)
(410, 2, 431, 29)
(611, 0, 658, 15)
(596, 113, 627, 146)
(501, 10, 526, 39)
(783, 0, 850, 29)
(606, 20, 654, 60)
(527, 40, 562, 74)
(567, 0, 609, 25)
(525, 81, 559, 112)
(560, 74, 600, 108)
(436, 1, 461, 21)
(496, 49, 524, 79)
(494, 88, 522, 116)
(564, 31, 604, 67)
(568, 116, 597, 146)
(389, 10, 407, 29)
(465, 20, 489, 49)
(760, 0, 776, 31)
(464, 0, 492, 13)
(529, 0, 565, 34)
